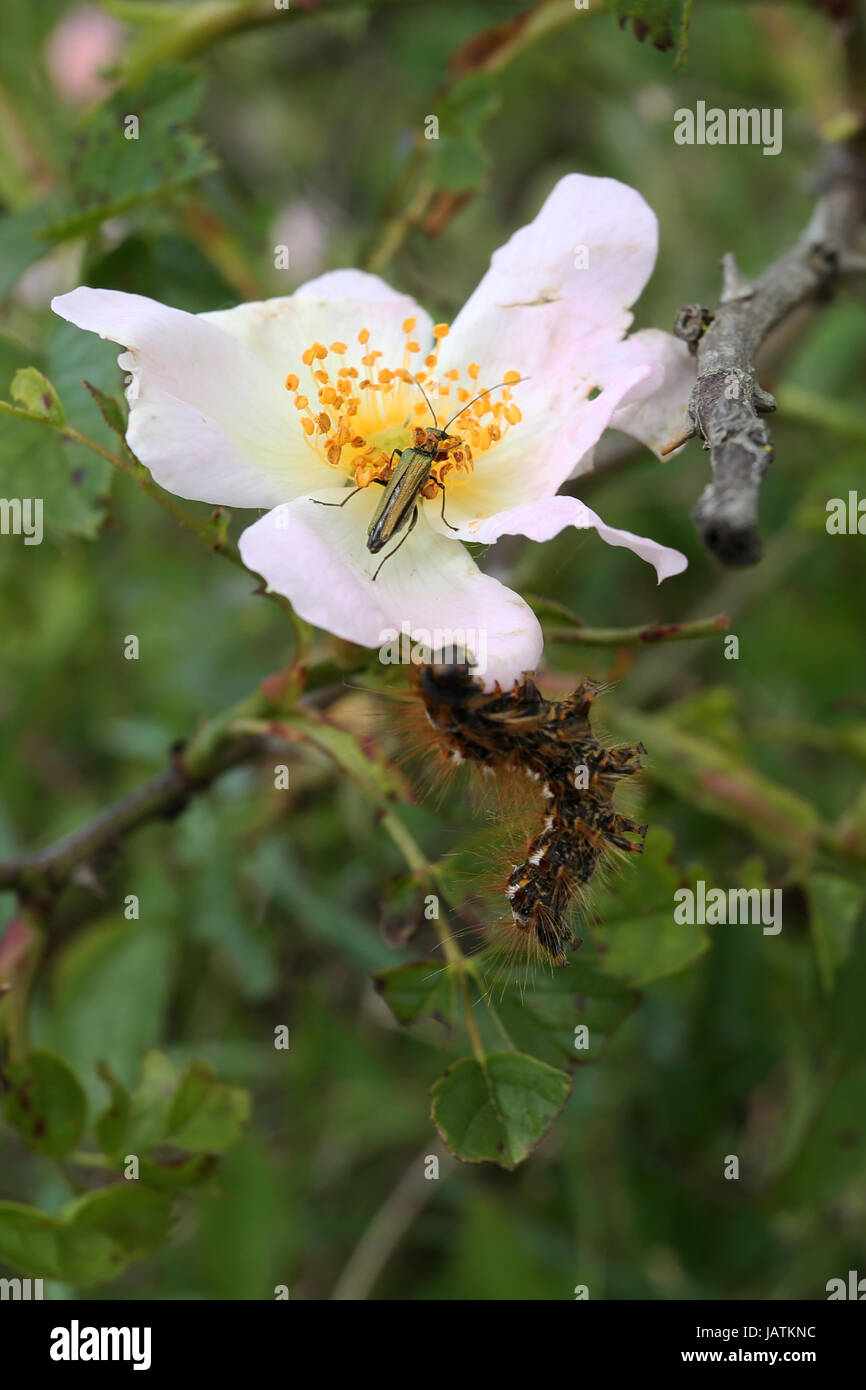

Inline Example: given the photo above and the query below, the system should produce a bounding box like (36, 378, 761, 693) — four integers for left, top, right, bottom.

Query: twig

(545, 613, 731, 646)
(673, 137, 866, 566)
(0, 676, 356, 899)
(330, 1141, 448, 1300)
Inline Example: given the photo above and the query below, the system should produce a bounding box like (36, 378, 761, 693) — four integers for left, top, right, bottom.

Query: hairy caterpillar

(416, 663, 648, 967)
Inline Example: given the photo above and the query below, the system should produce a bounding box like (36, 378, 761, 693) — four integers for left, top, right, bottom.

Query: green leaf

(10, 367, 65, 426)
(165, 1059, 251, 1153)
(0, 1203, 63, 1280)
(431, 1051, 571, 1168)
(0, 1185, 175, 1287)
(429, 136, 487, 194)
(94, 1063, 131, 1157)
(3, 1049, 87, 1158)
(98, 1048, 178, 1156)
(0, 406, 108, 541)
(42, 921, 173, 1104)
(58, 1185, 174, 1287)
(83, 381, 128, 441)
(807, 873, 864, 994)
(484, 957, 639, 1069)
(279, 707, 412, 807)
(587, 827, 710, 986)
(0, 67, 216, 295)
(96, 1050, 251, 1160)
(374, 960, 456, 1029)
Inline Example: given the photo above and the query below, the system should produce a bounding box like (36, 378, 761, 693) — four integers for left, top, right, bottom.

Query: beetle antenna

(404, 376, 439, 430)
(443, 376, 529, 432)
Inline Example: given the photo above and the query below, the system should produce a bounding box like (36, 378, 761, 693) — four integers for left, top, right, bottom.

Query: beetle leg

(372, 505, 418, 581)
(436, 479, 459, 533)
(311, 486, 363, 509)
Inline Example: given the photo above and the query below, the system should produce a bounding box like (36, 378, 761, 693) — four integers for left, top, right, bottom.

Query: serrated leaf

(10, 367, 65, 426)
(431, 1051, 571, 1168)
(84, 381, 128, 440)
(165, 1060, 251, 1153)
(3, 1049, 87, 1158)
(374, 960, 456, 1028)
(484, 957, 639, 1069)
(107, 1048, 180, 1154)
(96, 1049, 251, 1160)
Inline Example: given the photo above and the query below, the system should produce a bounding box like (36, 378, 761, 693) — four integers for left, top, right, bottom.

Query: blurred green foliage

(0, 0, 865, 1299)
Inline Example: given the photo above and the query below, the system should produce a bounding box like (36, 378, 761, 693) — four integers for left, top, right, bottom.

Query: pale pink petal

(595, 328, 695, 459)
(202, 271, 434, 382)
(457, 494, 687, 583)
(238, 487, 542, 689)
(51, 287, 330, 505)
(437, 174, 658, 387)
(429, 362, 658, 527)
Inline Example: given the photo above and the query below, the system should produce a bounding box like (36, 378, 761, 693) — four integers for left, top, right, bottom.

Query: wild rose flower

(52, 174, 694, 688)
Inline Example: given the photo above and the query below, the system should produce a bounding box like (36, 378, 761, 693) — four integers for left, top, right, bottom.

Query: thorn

(719, 251, 755, 303)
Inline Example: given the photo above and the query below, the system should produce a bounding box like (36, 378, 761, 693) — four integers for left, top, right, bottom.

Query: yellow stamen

(286, 324, 522, 494)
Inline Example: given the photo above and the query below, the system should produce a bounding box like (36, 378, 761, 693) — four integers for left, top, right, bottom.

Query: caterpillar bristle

(413, 661, 648, 970)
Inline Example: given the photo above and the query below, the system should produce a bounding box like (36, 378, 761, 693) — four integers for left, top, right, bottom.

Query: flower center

(285, 319, 522, 497)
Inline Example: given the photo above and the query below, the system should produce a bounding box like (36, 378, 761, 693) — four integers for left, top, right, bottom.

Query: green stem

(461, 973, 486, 1064)
(545, 614, 731, 646)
